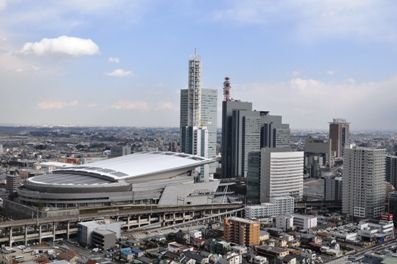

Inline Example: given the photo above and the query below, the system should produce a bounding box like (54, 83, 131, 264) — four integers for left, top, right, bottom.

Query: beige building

(224, 217, 260, 246)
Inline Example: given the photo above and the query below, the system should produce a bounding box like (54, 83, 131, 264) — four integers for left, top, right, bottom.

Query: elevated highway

(0, 203, 243, 247)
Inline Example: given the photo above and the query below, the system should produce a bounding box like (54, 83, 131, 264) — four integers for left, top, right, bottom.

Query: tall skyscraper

(386, 155, 397, 189)
(222, 99, 253, 178)
(329, 118, 350, 158)
(201, 89, 218, 176)
(180, 52, 217, 181)
(342, 147, 386, 219)
(221, 98, 290, 178)
(246, 148, 304, 204)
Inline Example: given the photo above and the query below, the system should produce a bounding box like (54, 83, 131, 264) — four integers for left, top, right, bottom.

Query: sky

(1, 0, 397, 130)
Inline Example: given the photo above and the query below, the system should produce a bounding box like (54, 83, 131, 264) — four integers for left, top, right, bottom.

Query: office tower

(222, 99, 253, 178)
(0, 144, 3, 154)
(224, 217, 260, 246)
(329, 118, 350, 158)
(386, 155, 397, 189)
(323, 176, 342, 201)
(201, 89, 218, 176)
(342, 147, 386, 219)
(237, 112, 290, 177)
(221, 79, 290, 178)
(304, 137, 333, 177)
(180, 52, 217, 181)
(246, 148, 304, 204)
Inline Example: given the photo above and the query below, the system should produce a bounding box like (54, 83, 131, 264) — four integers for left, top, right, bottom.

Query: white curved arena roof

(55, 151, 214, 181)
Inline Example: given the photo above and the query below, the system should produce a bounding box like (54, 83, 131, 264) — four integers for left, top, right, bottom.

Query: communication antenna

(223, 77, 232, 101)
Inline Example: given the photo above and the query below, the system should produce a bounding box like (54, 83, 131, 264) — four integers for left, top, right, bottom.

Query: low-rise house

(256, 246, 289, 264)
(253, 255, 268, 264)
(223, 252, 242, 264)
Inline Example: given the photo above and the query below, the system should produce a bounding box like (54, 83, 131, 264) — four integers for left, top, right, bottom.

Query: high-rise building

(221, 83, 290, 178)
(329, 118, 350, 158)
(224, 217, 260, 246)
(0, 144, 3, 154)
(221, 99, 253, 178)
(246, 148, 304, 204)
(304, 137, 333, 177)
(323, 176, 342, 201)
(6, 174, 19, 193)
(180, 52, 217, 181)
(342, 147, 386, 219)
(201, 89, 218, 176)
(386, 155, 397, 189)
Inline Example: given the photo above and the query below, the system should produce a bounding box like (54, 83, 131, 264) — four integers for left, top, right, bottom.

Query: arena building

(17, 152, 221, 208)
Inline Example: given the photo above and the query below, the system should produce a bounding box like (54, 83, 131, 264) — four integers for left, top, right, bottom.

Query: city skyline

(1, 1, 397, 129)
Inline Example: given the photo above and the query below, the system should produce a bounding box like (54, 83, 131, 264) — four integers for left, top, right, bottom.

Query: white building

(18, 152, 219, 208)
(180, 53, 217, 182)
(247, 149, 303, 203)
(275, 215, 294, 231)
(342, 147, 386, 218)
(246, 149, 303, 203)
(189, 230, 202, 240)
(223, 252, 242, 264)
(358, 220, 394, 241)
(245, 196, 294, 219)
(253, 256, 268, 264)
(293, 214, 317, 230)
(78, 221, 122, 247)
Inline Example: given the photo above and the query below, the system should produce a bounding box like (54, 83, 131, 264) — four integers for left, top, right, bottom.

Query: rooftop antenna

(223, 77, 232, 101)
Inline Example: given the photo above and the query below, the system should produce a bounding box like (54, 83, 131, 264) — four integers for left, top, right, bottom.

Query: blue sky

(1, 0, 397, 130)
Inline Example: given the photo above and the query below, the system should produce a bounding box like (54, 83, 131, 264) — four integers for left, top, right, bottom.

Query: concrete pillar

(138, 215, 141, 228)
(39, 225, 42, 244)
(66, 222, 70, 240)
(127, 216, 130, 231)
(24, 225, 28, 246)
(148, 215, 151, 225)
(173, 213, 176, 225)
(52, 222, 56, 241)
(9, 227, 13, 247)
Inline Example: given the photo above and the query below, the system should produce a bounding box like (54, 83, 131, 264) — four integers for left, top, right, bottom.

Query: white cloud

(106, 68, 132, 77)
(110, 100, 177, 112)
(1, 1, 148, 33)
(108, 57, 120, 63)
(38, 100, 79, 110)
(213, 0, 397, 42)
(232, 75, 397, 130)
(0, 0, 6, 11)
(87, 103, 98, 108)
(326, 70, 335, 76)
(155, 102, 177, 111)
(111, 100, 149, 111)
(20, 36, 99, 56)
